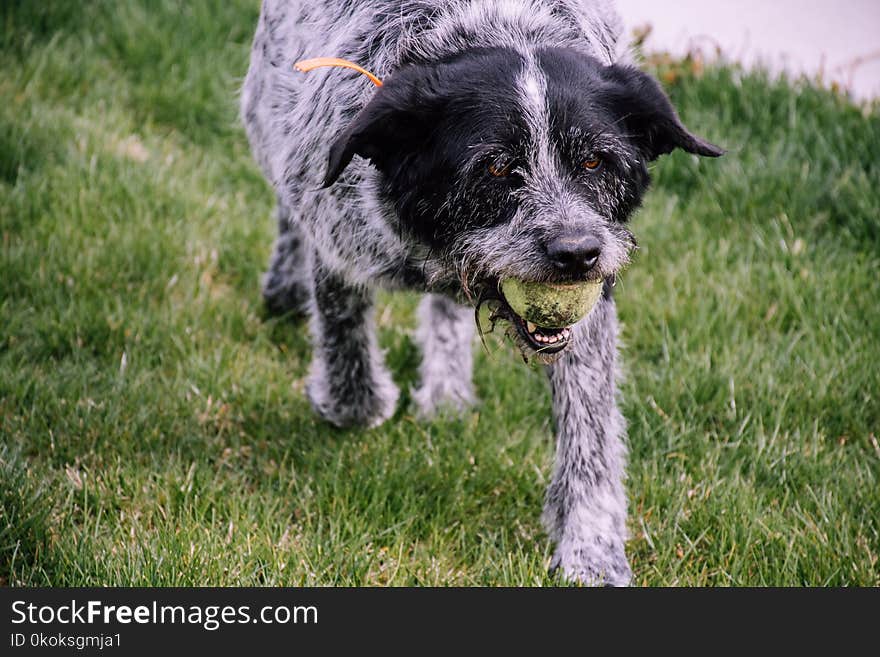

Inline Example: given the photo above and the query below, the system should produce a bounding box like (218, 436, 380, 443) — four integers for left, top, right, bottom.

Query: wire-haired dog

(241, 0, 722, 586)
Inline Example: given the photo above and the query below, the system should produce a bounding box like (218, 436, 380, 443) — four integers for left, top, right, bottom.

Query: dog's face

(325, 47, 722, 358)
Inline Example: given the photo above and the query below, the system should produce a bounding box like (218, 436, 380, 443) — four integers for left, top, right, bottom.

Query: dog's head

(324, 47, 722, 359)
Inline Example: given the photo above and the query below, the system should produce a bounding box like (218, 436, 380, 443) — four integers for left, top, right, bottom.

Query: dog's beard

(425, 231, 631, 365)
(434, 228, 632, 365)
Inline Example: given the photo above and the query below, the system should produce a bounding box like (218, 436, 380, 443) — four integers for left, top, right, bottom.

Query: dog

(241, 0, 722, 586)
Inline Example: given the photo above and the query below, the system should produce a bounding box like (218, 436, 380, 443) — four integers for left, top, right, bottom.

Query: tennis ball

(501, 278, 603, 328)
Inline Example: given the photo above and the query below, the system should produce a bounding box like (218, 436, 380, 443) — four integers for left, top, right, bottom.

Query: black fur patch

(326, 47, 720, 255)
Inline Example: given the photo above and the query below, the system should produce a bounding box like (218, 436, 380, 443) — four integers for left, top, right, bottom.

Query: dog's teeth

(526, 321, 537, 333)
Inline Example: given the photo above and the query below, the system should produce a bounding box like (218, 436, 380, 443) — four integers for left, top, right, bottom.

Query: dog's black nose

(546, 234, 602, 275)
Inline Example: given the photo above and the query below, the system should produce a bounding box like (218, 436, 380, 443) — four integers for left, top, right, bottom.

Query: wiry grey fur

(241, 0, 716, 586)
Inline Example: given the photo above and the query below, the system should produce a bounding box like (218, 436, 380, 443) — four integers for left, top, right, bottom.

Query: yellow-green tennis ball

(501, 278, 603, 328)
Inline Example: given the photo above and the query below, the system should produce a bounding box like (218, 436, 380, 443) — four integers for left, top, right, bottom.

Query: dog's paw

(306, 363, 399, 429)
(411, 379, 477, 420)
(550, 540, 632, 587)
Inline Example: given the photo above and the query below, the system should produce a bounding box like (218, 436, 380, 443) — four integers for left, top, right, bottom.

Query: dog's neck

(389, 0, 624, 68)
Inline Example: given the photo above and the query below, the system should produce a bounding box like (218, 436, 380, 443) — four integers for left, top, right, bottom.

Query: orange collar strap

(294, 57, 383, 87)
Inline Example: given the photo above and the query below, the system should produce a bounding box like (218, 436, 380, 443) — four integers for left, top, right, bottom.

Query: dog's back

(243, 0, 624, 185)
(242, 1, 371, 190)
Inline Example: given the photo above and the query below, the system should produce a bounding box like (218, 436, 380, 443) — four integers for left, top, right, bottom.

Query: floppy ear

(323, 68, 437, 187)
(603, 64, 724, 161)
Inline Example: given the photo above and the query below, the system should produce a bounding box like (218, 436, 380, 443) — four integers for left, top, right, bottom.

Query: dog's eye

(488, 155, 514, 177)
(582, 156, 602, 171)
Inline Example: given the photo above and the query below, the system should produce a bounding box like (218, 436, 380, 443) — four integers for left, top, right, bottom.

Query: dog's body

(242, 0, 721, 585)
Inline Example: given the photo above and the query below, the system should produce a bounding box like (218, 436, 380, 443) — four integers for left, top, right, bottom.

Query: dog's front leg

(305, 256, 399, 428)
(543, 297, 632, 586)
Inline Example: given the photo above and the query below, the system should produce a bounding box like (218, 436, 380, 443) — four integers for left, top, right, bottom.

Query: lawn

(1, 1, 878, 586)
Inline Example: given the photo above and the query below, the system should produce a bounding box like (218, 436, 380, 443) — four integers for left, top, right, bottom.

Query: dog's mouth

(476, 285, 573, 363)
(509, 311, 572, 355)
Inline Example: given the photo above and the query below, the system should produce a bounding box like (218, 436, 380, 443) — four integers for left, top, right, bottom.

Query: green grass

(2, 1, 878, 587)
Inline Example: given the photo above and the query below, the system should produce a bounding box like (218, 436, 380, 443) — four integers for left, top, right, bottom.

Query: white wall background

(616, 0, 880, 100)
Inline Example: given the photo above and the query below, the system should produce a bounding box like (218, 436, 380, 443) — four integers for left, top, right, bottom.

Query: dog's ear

(603, 64, 724, 161)
(324, 68, 437, 187)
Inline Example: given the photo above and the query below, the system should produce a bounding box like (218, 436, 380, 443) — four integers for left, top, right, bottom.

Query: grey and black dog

(241, 0, 722, 586)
